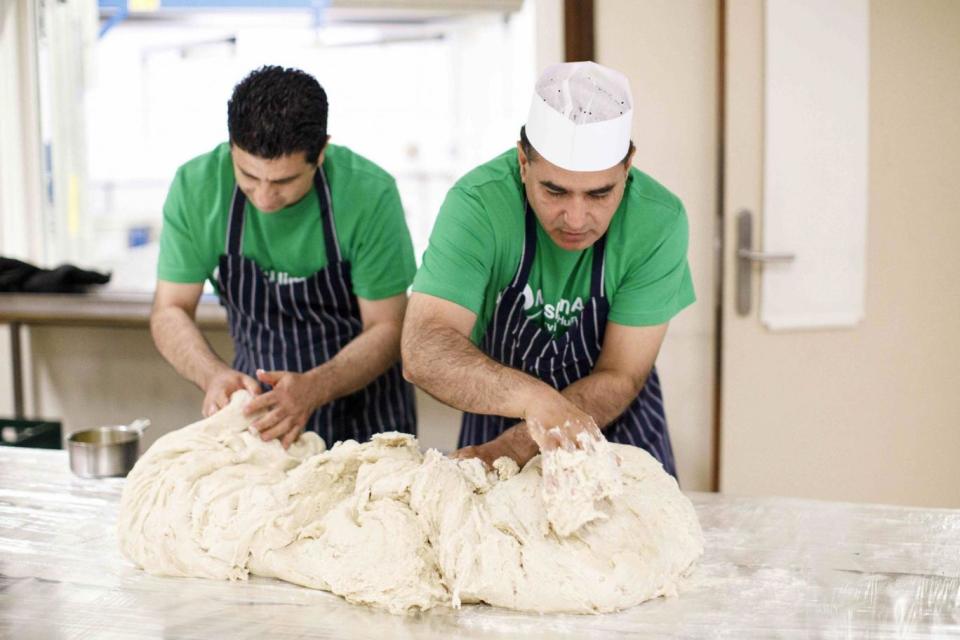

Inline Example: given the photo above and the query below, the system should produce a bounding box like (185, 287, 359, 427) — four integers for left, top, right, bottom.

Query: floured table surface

(2, 447, 958, 639)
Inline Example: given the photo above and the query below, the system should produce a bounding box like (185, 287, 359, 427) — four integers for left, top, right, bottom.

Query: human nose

(563, 197, 589, 230)
(253, 183, 279, 208)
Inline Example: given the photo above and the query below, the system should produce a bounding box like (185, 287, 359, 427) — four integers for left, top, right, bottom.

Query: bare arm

(402, 292, 599, 454)
(150, 280, 260, 415)
(560, 321, 668, 427)
(246, 293, 409, 446)
(449, 320, 668, 467)
(308, 293, 409, 401)
(401, 292, 553, 419)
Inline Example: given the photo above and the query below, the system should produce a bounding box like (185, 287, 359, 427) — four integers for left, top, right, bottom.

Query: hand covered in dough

(450, 422, 540, 468)
(243, 369, 323, 448)
(202, 368, 261, 417)
(523, 390, 603, 453)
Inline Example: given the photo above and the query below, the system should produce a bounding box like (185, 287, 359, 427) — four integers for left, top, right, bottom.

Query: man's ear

(516, 142, 529, 183)
(316, 135, 332, 166)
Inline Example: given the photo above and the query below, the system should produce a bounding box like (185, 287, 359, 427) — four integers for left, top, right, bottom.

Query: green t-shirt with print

(158, 142, 416, 300)
(412, 149, 695, 344)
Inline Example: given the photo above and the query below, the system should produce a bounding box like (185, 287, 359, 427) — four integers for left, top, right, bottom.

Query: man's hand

(243, 369, 323, 449)
(450, 388, 604, 468)
(522, 388, 603, 452)
(450, 422, 540, 468)
(202, 368, 261, 417)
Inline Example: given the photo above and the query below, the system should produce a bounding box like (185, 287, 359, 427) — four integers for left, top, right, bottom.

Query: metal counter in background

(0, 290, 226, 421)
(1, 447, 958, 639)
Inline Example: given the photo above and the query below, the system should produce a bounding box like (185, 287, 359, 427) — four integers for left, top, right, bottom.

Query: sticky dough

(117, 391, 703, 614)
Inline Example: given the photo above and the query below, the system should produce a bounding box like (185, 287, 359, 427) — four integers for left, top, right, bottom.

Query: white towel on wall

(762, 0, 870, 330)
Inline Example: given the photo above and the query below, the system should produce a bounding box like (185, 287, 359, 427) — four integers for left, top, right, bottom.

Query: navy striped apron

(459, 205, 676, 477)
(216, 167, 416, 445)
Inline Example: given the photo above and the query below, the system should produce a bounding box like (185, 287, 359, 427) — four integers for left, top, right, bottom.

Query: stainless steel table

(1, 447, 958, 639)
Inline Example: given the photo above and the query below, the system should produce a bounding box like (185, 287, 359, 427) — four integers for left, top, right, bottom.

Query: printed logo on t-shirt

(522, 284, 584, 333)
(266, 270, 307, 285)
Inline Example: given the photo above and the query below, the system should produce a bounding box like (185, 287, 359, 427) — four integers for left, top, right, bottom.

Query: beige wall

(596, 0, 719, 490)
(534, 0, 563, 70)
(720, 0, 960, 508)
(856, 0, 960, 504)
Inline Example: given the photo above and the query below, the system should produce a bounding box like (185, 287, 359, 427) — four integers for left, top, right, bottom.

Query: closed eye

(587, 186, 615, 199)
(540, 180, 567, 197)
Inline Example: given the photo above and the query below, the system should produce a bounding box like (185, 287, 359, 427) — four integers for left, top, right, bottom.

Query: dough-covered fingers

(565, 418, 601, 451)
(526, 419, 556, 451)
(585, 419, 603, 442)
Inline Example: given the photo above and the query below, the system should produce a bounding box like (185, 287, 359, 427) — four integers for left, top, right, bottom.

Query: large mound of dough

(118, 392, 703, 614)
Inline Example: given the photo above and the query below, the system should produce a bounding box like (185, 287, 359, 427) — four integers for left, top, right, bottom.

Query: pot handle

(128, 418, 151, 434)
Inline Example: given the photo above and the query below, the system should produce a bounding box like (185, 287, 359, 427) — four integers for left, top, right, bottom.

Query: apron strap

(225, 184, 246, 255)
(590, 234, 607, 299)
(315, 166, 342, 263)
(510, 202, 538, 287)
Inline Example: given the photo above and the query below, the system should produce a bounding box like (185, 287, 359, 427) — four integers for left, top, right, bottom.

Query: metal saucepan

(67, 419, 150, 478)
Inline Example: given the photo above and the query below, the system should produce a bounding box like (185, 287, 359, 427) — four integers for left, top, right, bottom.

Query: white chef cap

(524, 61, 633, 172)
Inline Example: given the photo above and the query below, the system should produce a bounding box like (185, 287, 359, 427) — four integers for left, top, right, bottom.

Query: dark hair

(227, 65, 328, 164)
(519, 125, 635, 168)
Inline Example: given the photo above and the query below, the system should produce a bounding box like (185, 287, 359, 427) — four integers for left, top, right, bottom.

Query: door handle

(736, 209, 795, 315)
(737, 248, 795, 263)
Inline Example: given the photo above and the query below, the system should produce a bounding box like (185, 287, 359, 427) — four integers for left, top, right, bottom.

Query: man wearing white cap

(401, 62, 694, 477)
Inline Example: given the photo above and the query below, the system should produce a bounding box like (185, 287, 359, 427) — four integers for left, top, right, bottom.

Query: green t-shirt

(412, 149, 695, 344)
(158, 142, 416, 300)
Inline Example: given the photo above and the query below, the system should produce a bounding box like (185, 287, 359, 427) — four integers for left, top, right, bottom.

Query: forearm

(560, 369, 643, 430)
(150, 306, 228, 390)
(307, 321, 403, 405)
(505, 370, 643, 458)
(402, 322, 555, 420)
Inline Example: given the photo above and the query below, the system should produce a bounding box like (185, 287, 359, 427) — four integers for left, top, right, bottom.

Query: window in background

(33, 0, 534, 291)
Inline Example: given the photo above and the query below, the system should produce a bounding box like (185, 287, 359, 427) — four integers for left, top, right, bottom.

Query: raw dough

(118, 392, 703, 614)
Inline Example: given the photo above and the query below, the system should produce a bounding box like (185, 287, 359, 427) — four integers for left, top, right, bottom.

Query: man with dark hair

(152, 65, 416, 448)
(402, 62, 694, 476)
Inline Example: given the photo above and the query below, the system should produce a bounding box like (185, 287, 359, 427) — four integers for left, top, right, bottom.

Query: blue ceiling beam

(98, 0, 329, 38)
(99, 0, 327, 8)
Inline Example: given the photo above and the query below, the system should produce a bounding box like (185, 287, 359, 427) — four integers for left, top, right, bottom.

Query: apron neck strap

(510, 202, 538, 287)
(315, 166, 342, 263)
(589, 234, 607, 299)
(225, 184, 246, 255)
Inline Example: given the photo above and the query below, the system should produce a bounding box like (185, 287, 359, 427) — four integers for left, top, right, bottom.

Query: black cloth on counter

(0, 257, 111, 293)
